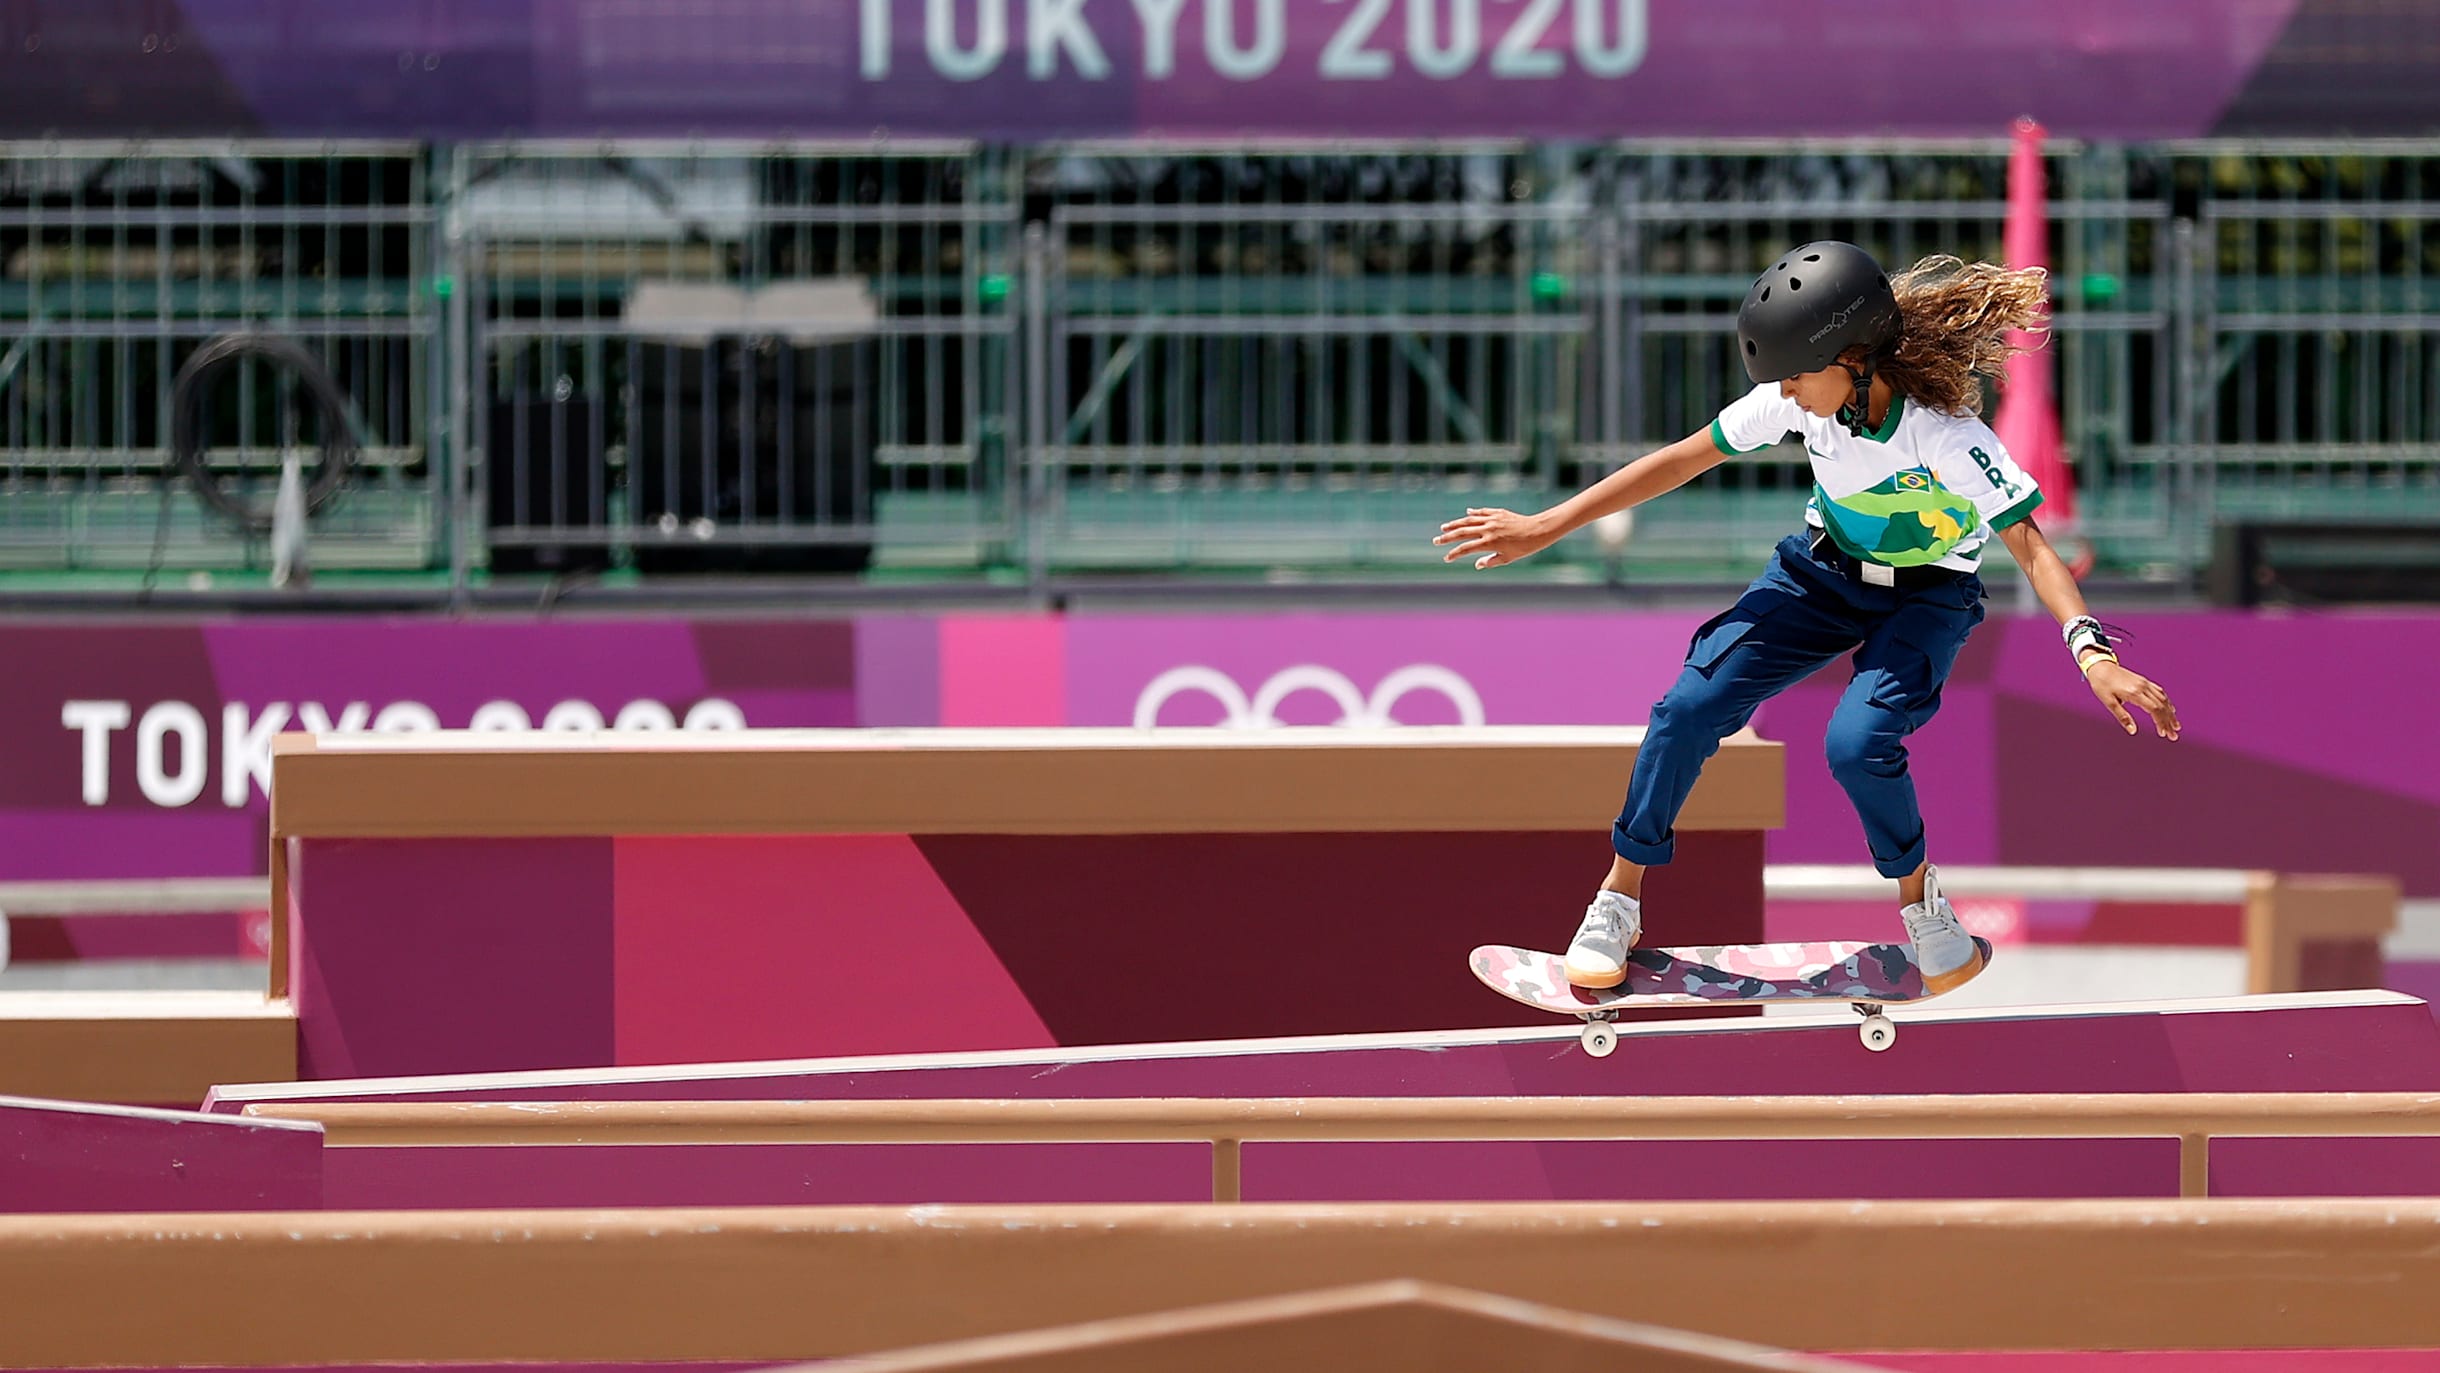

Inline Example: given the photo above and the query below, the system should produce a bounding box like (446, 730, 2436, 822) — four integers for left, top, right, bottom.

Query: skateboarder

(1434, 242, 2180, 993)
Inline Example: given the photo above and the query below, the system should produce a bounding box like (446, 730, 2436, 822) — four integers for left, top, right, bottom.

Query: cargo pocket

(1684, 607, 1766, 679)
(1859, 595, 1984, 729)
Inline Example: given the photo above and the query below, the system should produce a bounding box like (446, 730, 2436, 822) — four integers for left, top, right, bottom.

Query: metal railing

(448, 143, 1021, 582)
(0, 142, 441, 573)
(247, 1091, 2440, 1201)
(6, 140, 2440, 593)
(2193, 197, 2440, 538)
(1031, 200, 1590, 569)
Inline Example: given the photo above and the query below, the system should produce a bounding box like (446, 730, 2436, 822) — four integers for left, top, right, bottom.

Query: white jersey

(1709, 384, 2043, 572)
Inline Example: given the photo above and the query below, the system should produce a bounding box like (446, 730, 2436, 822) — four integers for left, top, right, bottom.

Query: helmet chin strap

(1836, 358, 1882, 437)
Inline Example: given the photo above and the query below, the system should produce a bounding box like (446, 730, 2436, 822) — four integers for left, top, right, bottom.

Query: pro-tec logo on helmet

(1807, 294, 1871, 345)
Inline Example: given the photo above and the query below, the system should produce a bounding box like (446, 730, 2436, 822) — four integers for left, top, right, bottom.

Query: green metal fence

(2, 138, 2437, 596)
(0, 142, 439, 578)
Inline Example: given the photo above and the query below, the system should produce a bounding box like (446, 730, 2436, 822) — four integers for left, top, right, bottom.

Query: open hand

(1433, 508, 1559, 569)
(2088, 660, 2180, 740)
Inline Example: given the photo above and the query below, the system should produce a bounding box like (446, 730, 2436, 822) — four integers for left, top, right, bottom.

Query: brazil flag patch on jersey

(1813, 466, 1983, 567)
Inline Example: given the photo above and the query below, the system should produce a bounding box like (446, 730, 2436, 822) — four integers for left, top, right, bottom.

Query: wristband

(2063, 615, 2112, 661)
(2077, 649, 2118, 677)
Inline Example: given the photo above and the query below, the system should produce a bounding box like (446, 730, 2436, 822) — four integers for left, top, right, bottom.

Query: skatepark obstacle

(247, 1090, 2440, 1200)
(266, 726, 1782, 1078)
(4, 1198, 2440, 1364)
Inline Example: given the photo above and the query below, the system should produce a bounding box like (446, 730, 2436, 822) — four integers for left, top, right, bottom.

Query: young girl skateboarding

(1434, 241, 2180, 993)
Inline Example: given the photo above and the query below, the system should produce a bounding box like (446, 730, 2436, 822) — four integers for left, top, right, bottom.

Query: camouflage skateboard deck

(1467, 937, 1994, 1055)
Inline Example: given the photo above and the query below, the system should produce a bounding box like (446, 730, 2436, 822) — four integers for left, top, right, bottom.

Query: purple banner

(0, 618, 861, 881)
(1039, 609, 2440, 895)
(1, 0, 2371, 140)
(3, 607, 2436, 896)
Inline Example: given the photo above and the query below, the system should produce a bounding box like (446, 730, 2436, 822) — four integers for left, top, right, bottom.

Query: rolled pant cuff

(1612, 823, 1673, 866)
(1872, 841, 1926, 880)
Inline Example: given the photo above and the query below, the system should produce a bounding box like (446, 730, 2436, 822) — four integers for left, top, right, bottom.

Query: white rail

(1767, 865, 2259, 903)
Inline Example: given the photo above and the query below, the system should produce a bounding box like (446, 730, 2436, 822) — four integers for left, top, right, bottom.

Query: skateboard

(1467, 937, 1995, 1057)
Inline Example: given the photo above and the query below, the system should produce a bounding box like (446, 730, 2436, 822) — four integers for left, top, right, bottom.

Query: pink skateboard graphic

(1468, 937, 1995, 1056)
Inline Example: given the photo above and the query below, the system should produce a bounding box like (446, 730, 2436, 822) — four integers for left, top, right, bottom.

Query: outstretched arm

(1434, 430, 1730, 569)
(1997, 519, 2181, 740)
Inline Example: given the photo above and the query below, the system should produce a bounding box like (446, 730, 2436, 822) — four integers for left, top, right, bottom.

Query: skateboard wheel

(1859, 1016, 1896, 1053)
(1581, 1022, 1618, 1058)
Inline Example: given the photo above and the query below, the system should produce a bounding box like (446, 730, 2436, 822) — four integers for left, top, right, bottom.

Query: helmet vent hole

(1744, 340, 1757, 356)
(1760, 287, 1770, 302)
(1803, 253, 1822, 262)
(1788, 277, 1802, 290)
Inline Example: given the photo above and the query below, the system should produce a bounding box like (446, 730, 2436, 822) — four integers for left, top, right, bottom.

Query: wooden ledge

(270, 726, 1784, 839)
(2245, 874, 2403, 994)
(0, 992, 295, 1106)
(1, 1199, 2437, 1363)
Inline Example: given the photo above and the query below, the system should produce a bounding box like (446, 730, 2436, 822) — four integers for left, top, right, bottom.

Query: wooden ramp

(189, 991, 2440, 1210)
(206, 989, 2440, 1112)
(0, 991, 294, 1107)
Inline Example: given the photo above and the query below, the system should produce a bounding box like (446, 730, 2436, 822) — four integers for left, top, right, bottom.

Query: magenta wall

(6, 607, 2430, 889)
(0, 1096, 321, 1213)
(290, 828, 1763, 1079)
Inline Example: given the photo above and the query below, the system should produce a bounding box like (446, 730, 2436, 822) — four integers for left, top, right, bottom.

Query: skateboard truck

(1579, 1011, 1619, 1058)
(1854, 1001, 1896, 1052)
(1580, 1000, 1894, 1057)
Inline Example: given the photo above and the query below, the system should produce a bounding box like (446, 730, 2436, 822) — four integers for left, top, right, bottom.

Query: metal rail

(244, 1091, 2440, 1202)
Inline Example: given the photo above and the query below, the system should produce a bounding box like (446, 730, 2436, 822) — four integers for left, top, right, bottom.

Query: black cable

(169, 332, 360, 538)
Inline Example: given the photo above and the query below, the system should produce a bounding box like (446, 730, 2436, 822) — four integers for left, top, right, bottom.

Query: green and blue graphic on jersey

(1808, 464, 1982, 567)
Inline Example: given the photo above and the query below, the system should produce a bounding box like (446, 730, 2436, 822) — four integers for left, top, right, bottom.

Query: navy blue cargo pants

(1614, 531, 1988, 880)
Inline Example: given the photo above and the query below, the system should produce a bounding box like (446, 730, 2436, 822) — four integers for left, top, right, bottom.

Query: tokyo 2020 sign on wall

(3, 610, 2434, 896)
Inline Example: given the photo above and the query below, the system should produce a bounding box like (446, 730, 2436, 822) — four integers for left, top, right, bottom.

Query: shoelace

(1580, 905, 1625, 945)
(1902, 903, 1959, 941)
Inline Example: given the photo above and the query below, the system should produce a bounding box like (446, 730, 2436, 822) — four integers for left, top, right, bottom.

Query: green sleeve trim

(1709, 418, 1778, 457)
(1990, 488, 2045, 532)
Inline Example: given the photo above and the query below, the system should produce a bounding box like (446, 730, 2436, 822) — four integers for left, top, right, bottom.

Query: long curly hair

(1866, 255, 2050, 416)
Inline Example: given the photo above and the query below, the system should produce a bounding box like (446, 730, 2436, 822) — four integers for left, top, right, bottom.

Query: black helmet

(1735, 241, 1901, 385)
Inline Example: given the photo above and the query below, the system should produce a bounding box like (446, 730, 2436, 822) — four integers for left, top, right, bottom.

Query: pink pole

(1995, 115, 2077, 536)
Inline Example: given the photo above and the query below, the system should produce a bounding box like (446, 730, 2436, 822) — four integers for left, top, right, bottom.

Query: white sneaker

(1901, 865, 1986, 995)
(1563, 890, 1642, 989)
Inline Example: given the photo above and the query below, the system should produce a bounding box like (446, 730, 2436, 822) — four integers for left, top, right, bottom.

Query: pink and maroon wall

(4, 609, 2429, 892)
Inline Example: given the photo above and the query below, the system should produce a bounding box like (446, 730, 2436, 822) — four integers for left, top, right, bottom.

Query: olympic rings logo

(1130, 664, 1487, 730)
